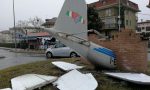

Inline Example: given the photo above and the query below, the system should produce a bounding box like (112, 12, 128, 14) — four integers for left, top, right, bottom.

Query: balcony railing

(102, 23, 118, 30)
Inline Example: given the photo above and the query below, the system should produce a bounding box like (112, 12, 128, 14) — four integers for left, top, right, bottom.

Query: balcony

(102, 23, 118, 30)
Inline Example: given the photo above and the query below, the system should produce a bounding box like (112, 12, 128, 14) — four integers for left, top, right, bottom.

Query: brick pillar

(88, 29, 148, 72)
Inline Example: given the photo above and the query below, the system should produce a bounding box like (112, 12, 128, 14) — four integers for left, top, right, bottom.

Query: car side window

(54, 44, 59, 48)
(54, 43, 66, 48)
(62, 44, 66, 47)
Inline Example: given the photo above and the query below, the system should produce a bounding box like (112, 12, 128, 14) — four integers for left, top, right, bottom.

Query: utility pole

(118, 0, 121, 31)
(13, 0, 17, 51)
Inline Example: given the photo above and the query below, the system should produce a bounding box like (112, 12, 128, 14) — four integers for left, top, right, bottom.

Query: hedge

(0, 43, 15, 48)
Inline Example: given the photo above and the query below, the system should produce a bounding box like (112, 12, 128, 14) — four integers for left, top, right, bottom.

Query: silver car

(46, 43, 78, 58)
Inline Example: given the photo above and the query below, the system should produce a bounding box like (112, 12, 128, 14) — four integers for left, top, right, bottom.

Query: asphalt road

(0, 49, 46, 70)
(0, 48, 150, 70)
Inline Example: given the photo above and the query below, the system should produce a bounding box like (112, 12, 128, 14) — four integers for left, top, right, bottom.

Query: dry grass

(0, 58, 150, 90)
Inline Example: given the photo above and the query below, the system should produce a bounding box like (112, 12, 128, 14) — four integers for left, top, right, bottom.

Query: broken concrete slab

(53, 70, 98, 90)
(52, 61, 84, 71)
(105, 72, 150, 85)
(11, 74, 57, 90)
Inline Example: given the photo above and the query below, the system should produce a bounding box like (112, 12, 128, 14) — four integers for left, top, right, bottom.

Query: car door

(52, 43, 70, 57)
(61, 47, 71, 56)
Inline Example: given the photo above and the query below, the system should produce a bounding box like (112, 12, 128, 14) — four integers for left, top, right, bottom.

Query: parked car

(45, 43, 79, 58)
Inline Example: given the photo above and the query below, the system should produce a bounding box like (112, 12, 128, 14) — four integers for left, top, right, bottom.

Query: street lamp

(13, 0, 17, 51)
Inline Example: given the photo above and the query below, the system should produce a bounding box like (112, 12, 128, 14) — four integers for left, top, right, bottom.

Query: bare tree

(28, 16, 44, 27)
(16, 16, 44, 27)
(16, 20, 29, 27)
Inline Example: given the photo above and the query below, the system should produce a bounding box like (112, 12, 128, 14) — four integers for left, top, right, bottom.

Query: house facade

(42, 18, 57, 28)
(25, 32, 53, 49)
(89, 0, 139, 36)
(137, 20, 150, 33)
(137, 20, 150, 46)
(9, 27, 45, 43)
(0, 30, 13, 43)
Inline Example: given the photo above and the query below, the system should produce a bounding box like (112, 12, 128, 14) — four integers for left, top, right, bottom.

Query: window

(142, 27, 145, 30)
(137, 28, 141, 32)
(55, 43, 66, 48)
(130, 20, 132, 26)
(146, 27, 150, 31)
(126, 20, 128, 26)
(105, 9, 111, 16)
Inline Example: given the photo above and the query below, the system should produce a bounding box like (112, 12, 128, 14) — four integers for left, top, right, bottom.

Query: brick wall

(88, 29, 148, 72)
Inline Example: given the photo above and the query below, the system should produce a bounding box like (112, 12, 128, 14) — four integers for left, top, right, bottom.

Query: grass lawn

(0, 58, 150, 90)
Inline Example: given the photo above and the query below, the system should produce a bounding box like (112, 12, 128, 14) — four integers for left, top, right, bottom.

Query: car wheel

(70, 52, 77, 58)
(46, 52, 53, 58)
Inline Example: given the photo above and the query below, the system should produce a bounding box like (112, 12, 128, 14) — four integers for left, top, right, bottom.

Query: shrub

(0, 43, 15, 48)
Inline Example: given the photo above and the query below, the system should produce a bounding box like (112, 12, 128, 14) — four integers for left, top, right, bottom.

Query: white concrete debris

(0, 88, 11, 90)
(52, 61, 84, 71)
(53, 70, 98, 90)
(105, 73, 150, 85)
(11, 74, 57, 90)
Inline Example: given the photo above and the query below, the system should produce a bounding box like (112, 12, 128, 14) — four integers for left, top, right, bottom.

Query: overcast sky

(0, 0, 150, 31)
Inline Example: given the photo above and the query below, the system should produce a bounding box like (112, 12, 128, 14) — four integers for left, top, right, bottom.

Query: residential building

(136, 20, 150, 41)
(0, 30, 13, 43)
(42, 17, 57, 28)
(9, 27, 27, 43)
(137, 20, 150, 46)
(88, 0, 139, 36)
(9, 27, 46, 43)
(137, 20, 150, 33)
(25, 32, 52, 49)
(10, 27, 43, 34)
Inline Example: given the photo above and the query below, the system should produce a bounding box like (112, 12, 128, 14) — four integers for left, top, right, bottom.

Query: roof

(88, 0, 139, 11)
(0, 30, 11, 34)
(89, 0, 117, 8)
(10, 27, 42, 30)
(128, 0, 139, 11)
(27, 32, 50, 37)
(138, 20, 150, 24)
